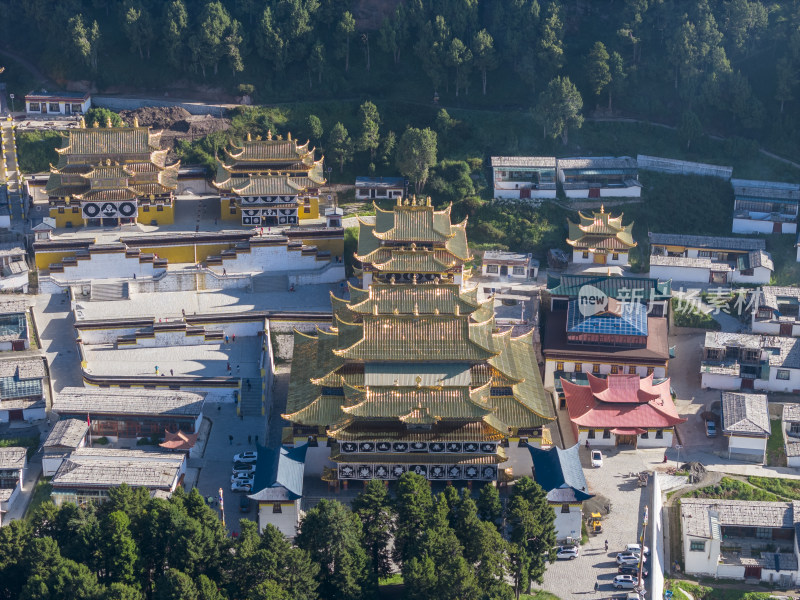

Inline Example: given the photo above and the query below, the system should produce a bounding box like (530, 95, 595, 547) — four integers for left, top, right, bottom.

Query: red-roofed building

(562, 373, 685, 448)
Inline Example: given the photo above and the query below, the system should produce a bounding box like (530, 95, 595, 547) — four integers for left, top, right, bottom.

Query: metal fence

(637, 154, 733, 179)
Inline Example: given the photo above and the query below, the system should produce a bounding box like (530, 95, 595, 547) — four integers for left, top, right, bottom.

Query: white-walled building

(25, 91, 91, 116)
(783, 404, 800, 468)
(721, 392, 770, 463)
(561, 373, 685, 448)
(50, 448, 186, 506)
(649, 233, 772, 284)
(528, 443, 593, 543)
(701, 332, 800, 393)
(0, 299, 31, 352)
(732, 179, 800, 235)
(491, 156, 557, 199)
(249, 444, 307, 538)
(355, 176, 404, 201)
(0, 447, 26, 525)
(42, 419, 89, 477)
(753, 287, 800, 337)
(557, 157, 641, 198)
(681, 498, 800, 586)
(0, 355, 46, 424)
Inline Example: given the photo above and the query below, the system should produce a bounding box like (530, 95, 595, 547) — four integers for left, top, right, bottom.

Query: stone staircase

(239, 378, 263, 416)
(90, 280, 129, 301)
(251, 274, 289, 294)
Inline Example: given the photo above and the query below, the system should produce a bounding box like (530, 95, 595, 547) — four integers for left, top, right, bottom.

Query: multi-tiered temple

(45, 118, 179, 228)
(566, 207, 636, 267)
(214, 132, 325, 226)
(284, 197, 554, 483)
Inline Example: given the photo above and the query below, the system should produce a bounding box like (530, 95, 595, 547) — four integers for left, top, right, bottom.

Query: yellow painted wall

(195, 242, 234, 262)
(50, 208, 84, 228)
(298, 196, 319, 220)
(136, 244, 195, 264)
(35, 250, 77, 270)
(138, 204, 175, 225)
(302, 236, 344, 258)
(221, 198, 239, 221)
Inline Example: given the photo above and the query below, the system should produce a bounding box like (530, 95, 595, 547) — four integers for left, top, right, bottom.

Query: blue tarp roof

(527, 443, 594, 503)
(248, 444, 308, 502)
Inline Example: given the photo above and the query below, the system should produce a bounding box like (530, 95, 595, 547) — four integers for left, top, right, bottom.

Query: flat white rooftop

(74, 286, 336, 321)
(82, 337, 262, 378)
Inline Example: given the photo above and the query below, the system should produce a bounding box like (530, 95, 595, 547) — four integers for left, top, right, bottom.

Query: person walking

(594, 581, 599, 593)
(170, 369, 174, 376)
(232, 334, 236, 343)
(237, 365, 240, 374)
(227, 362, 231, 373)
(228, 435, 233, 445)
(225, 334, 229, 344)
(605, 540, 609, 552)
(155, 366, 159, 375)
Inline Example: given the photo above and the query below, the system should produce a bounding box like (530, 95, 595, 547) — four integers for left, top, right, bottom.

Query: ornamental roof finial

(287, 131, 291, 140)
(79, 116, 86, 128)
(427, 196, 431, 206)
(247, 132, 252, 141)
(132, 116, 139, 128)
(105, 116, 112, 128)
(601, 203, 605, 213)
(267, 129, 272, 140)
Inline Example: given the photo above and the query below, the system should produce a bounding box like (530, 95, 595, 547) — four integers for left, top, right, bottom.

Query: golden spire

(267, 129, 272, 140)
(93, 120, 100, 128)
(247, 132, 252, 141)
(287, 132, 292, 140)
(413, 302, 419, 316)
(79, 116, 86, 128)
(132, 116, 139, 128)
(601, 203, 605, 213)
(397, 197, 402, 206)
(105, 116, 112, 128)
(427, 196, 432, 206)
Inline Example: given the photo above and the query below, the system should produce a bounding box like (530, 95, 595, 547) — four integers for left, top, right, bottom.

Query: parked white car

(616, 552, 643, 565)
(626, 543, 650, 556)
(230, 480, 252, 492)
(613, 575, 639, 590)
(231, 473, 255, 485)
(556, 545, 579, 560)
(591, 450, 603, 467)
(233, 451, 257, 464)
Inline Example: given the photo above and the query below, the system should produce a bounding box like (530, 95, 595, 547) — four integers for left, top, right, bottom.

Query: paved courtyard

(533, 448, 661, 599)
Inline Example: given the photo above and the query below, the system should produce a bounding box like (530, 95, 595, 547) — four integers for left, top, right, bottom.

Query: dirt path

(0, 47, 54, 88)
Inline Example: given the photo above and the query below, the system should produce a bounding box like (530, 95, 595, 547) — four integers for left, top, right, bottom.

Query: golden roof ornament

(412, 274, 418, 284)
(105, 116, 112, 128)
(287, 132, 292, 140)
(267, 129, 272, 140)
(454, 304, 460, 316)
(247, 132, 252, 141)
(93, 120, 100, 128)
(373, 304, 378, 315)
(393, 307, 399, 314)
(415, 375, 422, 387)
(396, 197, 402, 206)
(277, 134, 283, 140)
(434, 308, 440, 315)
(132, 116, 139, 128)
(413, 302, 419, 316)
(601, 203, 605, 213)
(426, 196, 432, 206)
(79, 116, 86, 128)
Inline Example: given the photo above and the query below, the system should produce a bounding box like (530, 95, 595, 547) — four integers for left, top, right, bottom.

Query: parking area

(194, 402, 267, 533)
(668, 329, 727, 454)
(533, 447, 662, 599)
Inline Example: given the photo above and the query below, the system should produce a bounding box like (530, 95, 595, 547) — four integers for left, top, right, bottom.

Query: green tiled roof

(349, 284, 479, 315)
(547, 273, 672, 300)
(567, 209, 636, 249)
(334, 315, 496, 361)
(341, 385, 491, 420)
